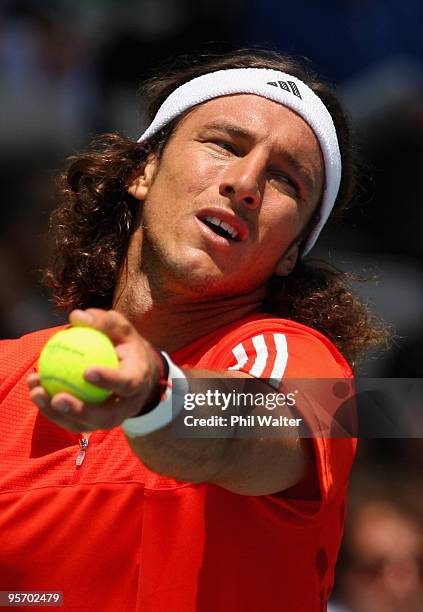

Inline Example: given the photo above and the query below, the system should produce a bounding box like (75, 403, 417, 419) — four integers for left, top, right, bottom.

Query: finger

(42, 408, 89, 433)
(30, 387, 86, 422)
(51, 392, 131, 431)
(29, 389, 89, 433)
(69, 308, 135, 344)
(27, 372, 41, 389)
(84, 365, 141, 399)
(31, 384, 138, 432)
(83, 339, 160, 400)
(48, 393, 103, 432)
(30, 386, 53, 409)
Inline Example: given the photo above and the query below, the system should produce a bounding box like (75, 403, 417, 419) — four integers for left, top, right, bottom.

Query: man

(0, 50, 384, 611)
(329, 469, 423, 612)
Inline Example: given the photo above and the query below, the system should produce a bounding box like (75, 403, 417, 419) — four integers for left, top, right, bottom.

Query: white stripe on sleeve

(269, 333, 288, 387)
(227, 333, 289, 385)
(249, 335, 268, 377)
(228, 342, 249, 370)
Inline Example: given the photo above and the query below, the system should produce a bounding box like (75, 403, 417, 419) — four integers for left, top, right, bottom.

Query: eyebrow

(200, 120, 318, 196)
(202, 121, 254, 141)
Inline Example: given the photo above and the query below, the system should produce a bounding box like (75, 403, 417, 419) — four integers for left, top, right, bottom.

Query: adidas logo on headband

(267, 80, 302, 99)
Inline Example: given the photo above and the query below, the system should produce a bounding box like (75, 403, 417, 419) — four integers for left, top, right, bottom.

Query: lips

(196, 208, 248, 242)
(202, 216, 239, 240)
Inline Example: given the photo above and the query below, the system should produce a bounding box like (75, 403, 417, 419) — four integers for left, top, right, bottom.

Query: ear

(274, 243, 299, 277)
(126, 155, 158, 201)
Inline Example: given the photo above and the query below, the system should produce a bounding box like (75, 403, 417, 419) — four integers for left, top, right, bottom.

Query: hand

(27, 308, 162, 433)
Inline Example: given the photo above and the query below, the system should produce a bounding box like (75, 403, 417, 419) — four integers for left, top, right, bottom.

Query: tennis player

(0, 50, 385, 611)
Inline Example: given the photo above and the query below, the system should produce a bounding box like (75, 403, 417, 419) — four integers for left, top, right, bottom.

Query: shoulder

(173, 314, 352, 379)
(1, 325, 66, 354)
(0, 326, 67, 385)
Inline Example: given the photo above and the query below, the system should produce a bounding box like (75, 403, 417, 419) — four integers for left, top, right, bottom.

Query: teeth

(203, 216, 239, 239)
(220, 220, 238, 239)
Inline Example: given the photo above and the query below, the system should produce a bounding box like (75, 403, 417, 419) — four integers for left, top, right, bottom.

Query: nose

(219, 152, 264, 209)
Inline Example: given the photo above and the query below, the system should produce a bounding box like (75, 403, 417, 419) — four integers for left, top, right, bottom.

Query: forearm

(124, 368, 307, 493)
(125, 368, 240, 481)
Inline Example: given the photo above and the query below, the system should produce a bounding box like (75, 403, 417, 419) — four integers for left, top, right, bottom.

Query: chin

(183, 271, 263, 300)
(148, 249, 264, 298)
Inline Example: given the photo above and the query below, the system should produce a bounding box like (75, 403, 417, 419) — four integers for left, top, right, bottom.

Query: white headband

(137, 68, 342, 255)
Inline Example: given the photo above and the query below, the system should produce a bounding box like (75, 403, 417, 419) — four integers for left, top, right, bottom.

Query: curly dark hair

(42, 49, 388, 369)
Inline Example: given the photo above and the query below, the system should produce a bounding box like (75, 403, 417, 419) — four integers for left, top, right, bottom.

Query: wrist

(122, 353, 188, 438)
(135, 350, 170, 418)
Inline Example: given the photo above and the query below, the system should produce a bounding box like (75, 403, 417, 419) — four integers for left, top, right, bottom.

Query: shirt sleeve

(198, 319, 357, 522)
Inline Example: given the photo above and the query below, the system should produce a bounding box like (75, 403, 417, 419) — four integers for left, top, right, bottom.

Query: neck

(113, 272, 265, 352)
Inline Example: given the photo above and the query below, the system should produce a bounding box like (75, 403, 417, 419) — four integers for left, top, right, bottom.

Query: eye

(210, 140, 238, 154)
(269, 170, 299, 194)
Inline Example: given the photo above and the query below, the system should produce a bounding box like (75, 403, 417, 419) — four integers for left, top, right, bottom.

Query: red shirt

(0, 315, 356, 611)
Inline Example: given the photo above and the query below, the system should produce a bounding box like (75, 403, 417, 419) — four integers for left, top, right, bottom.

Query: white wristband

(121, 352, 189, 438)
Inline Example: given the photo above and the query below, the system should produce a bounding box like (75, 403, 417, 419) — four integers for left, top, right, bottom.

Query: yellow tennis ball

(38, 326, 119, 403)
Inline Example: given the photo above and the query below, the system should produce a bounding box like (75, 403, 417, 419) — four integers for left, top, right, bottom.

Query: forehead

(176, 93, 323, 163)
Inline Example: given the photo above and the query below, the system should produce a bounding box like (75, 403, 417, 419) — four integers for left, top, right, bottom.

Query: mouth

(196, 208, 248, 244)
(200, 216, 240, 242)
